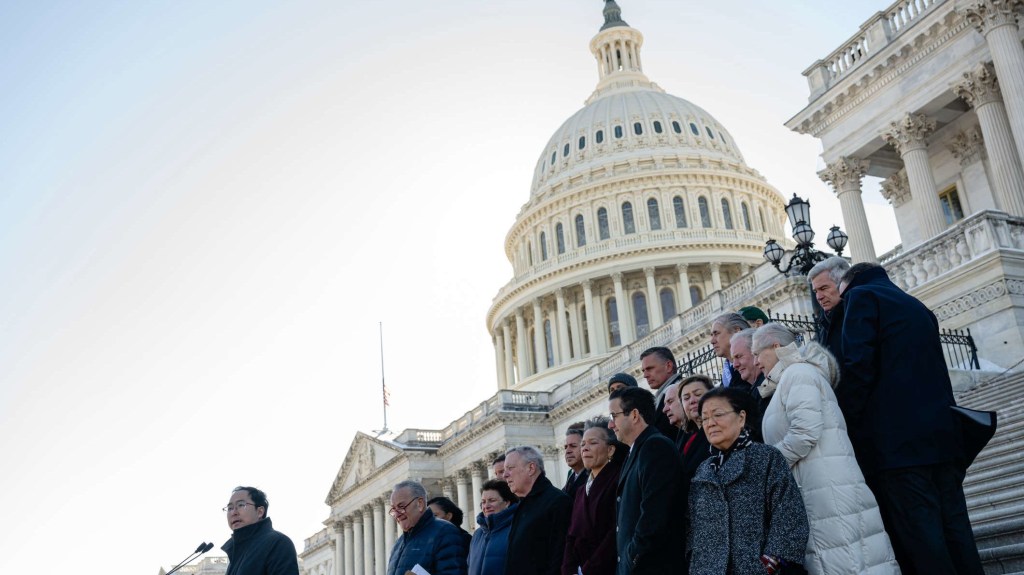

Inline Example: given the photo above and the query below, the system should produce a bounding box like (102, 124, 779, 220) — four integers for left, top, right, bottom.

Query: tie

(722, 360, 733, 387)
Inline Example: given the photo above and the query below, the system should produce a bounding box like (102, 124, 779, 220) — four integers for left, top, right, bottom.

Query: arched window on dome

(690, 286, 704, 306)
(622, 202, 636, 234)
(575, 214, 586, 246)
(556, 223, 566, 254)
(722, 199, 734, 230)
(706, 127, 715, 139)
(540, 232, 548, 261)
(579, 136, 586, 150)
(672, 121, 682, 134)
(614, 125, 624, 139)
(544, 319, 554, 368)
(606, 297, 621, 347)
(759, 207, 767, 232)
(633, 292, 650, 338)
(690, 122, 700, 136)
(551, 151, 556, 165)
(721, 133, 728, 145)
(673, 196, 687, 228)
(563, 143, 570, 157)
(660, 287, 677, 320)
(633, 122, 643, 136)
(741, 202, 752, 231)
(647, 198, 662, 230)
(598, 207, 610, 240)
(653, 121, 663, 134)
(596, 130, 604, 144)
(698, 197, 712, 228)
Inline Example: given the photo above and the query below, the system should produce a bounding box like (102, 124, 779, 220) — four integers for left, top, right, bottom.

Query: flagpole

(378, 321, 389, 436)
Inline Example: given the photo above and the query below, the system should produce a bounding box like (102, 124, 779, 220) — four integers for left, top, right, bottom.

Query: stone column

(532, 299, 546, 373)
(373, 501, 385, 575)
(514, 309, 529, 377)
(676, 264, 693, 309)
(819, 156, 878, 263)
(709, 263, 723, 292)
(382, 492, 395, 565)
(644, 267, 662, 326)
(582, 280, 602, 354)
(959, 0, 1024, 169)
(501, 322, 515, 387)
(567, 300, 583, 357)
(333, 522, 344, 575)
(612, 272, 633, 344)
(362, 507, 374, 575)
(493, 332, 507, 390)
(456, 471, 472, 530)
(953, 62, 1024, 216)
(555, 288, 571, 363)
(344, 518, 355, 575)
(351, 515, 363, 575)
(882, 113, 946, 238)
(471, 463, 486, 529)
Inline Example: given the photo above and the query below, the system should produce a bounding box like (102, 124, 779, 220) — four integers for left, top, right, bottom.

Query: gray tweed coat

(688, 442, 809, 575)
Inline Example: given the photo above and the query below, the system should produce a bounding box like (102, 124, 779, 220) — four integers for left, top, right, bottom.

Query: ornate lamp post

(763, 194, 848, 275)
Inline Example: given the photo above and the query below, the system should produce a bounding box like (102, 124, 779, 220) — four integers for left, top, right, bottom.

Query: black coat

(562, 468, 589, 502)
(651, 373, 682, 439)
(615, 425, 685, 575)
(817, 304, 845, 361)
(222, 518, 299, 575)
(563, 458, 623, 575)
(505, 473, 572, 575)
(838, 266, 962, 475)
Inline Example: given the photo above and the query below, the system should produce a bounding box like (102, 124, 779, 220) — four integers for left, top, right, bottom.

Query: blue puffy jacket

(386, 509, 468, 575)
(468, 503, 518, 575)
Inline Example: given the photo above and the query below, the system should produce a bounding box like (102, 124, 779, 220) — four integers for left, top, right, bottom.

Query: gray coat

(689, 443, 809, 575)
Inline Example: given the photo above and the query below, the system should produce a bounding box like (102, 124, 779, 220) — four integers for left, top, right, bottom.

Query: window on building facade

(706, 127, 715, 139)
(690, 286, 703, 306)
(579, 136, 586, 150)
(742, 202, 752, 231)
(606, 297, 621, 347)
(622, 202, 636, 234)
(940, 187, 964, 225)
(540, 232, 548, 261)
(575, 214, 586, 247)
(614, 125, 623, 139)
(596, 130, 604, 144)
(690, 122, 700, 136)
(633, 292, 649, 337)
(556, 223, 566, 254)
(563, 143, 570, 157)
(673, 196, 687, 228)
(647, 198, 661, 230)
(544, 320, 554, 368)
(653, 121, 663, 134)
(634, 122, 643, 135)
(721, 199, 734, 229)
(699, 197, 712, 228)
(660, 288, 676, 320)
(551, 151, 556, 165)
(598, 207, 610, 240)
(672, 121, 682, 134)
(580, 304, 590, 355)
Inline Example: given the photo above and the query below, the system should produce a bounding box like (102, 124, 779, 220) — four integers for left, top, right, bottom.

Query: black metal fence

(677, 310, 980, 377)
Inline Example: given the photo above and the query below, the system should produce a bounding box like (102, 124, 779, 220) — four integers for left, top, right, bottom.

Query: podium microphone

(165, 541, 214, 575)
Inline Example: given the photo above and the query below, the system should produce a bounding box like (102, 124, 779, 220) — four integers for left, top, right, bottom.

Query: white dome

(531, 89, 746, 197)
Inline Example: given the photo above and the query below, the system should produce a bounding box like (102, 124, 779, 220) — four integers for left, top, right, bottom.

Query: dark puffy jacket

(386, 509, 469, 575)
(222, 517, 299, 575)
(468, 503, 518, 575)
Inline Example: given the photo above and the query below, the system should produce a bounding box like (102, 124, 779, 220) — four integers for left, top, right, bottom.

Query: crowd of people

(220, 261, 986, 575)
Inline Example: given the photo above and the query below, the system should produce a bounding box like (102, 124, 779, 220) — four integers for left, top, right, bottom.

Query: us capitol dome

(487, 0, 790, 391)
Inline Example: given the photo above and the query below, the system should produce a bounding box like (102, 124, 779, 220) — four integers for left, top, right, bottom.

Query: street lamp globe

(784, 194, 811, 229)
(826, 225, 849, 255)
(793, 221, 815, 245)
(763, 239, 785, 264)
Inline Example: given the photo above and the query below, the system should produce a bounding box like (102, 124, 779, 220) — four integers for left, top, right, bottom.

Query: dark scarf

(708, 428, 753, 472)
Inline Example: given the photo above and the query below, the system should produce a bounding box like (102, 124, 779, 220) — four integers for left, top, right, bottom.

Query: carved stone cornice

(947, 127, 987, 166)
(953, 62, 1002, 108)
(880, 169, 912, 207)
(957, 0, 1024, 35)
(819, 156, 868, 191)
(882, 114, 937, 155)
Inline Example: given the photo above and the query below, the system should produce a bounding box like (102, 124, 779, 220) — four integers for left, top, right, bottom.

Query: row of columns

(820, 1, 1024, 259)
(330, 493, 396, 575)
(492, 262, 743, 387)
(440, 461, 492, 533)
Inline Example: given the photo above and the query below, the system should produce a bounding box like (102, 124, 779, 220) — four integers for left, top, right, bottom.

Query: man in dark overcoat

(609, 387, 684, 575)
(838, 262, 983, 575)
(503, 445, 572, 575)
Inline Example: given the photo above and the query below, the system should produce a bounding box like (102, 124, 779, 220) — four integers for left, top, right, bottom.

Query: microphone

(165, 541, 214, 575)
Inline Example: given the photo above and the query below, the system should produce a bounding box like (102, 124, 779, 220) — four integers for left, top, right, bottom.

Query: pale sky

(0, 1, 896, 573)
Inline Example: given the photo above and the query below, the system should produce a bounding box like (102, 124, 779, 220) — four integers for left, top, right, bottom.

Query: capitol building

(297, 2, 1024, 574)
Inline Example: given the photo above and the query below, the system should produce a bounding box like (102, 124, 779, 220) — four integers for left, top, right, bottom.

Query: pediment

(326, 432, 404, 504)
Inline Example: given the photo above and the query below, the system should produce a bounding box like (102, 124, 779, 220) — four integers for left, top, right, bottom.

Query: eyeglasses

(609, 408, 634, 419)
(700, 410, 736, 425)
(222, 501, 257, 513)
(388, 496, 422, 517)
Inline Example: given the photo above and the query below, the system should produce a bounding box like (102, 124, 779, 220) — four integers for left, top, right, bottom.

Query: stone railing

(436, 390, 552, 441)
(303, 528, 330, 552)
(882, 210, 1024, 291)
(802, 0, 945, 97)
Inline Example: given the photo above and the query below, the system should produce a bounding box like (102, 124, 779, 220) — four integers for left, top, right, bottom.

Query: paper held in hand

(405, 565, 431, 575)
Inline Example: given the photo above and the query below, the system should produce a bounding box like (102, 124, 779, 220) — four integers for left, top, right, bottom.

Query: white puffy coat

(761, 342, 900, 575)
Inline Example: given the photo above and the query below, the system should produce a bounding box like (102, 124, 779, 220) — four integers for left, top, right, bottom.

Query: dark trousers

(865, 463, 984, 575)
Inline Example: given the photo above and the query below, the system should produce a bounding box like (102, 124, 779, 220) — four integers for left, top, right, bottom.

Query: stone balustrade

(883, 210, 1024, 291)
(303, 528, 331, 552)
